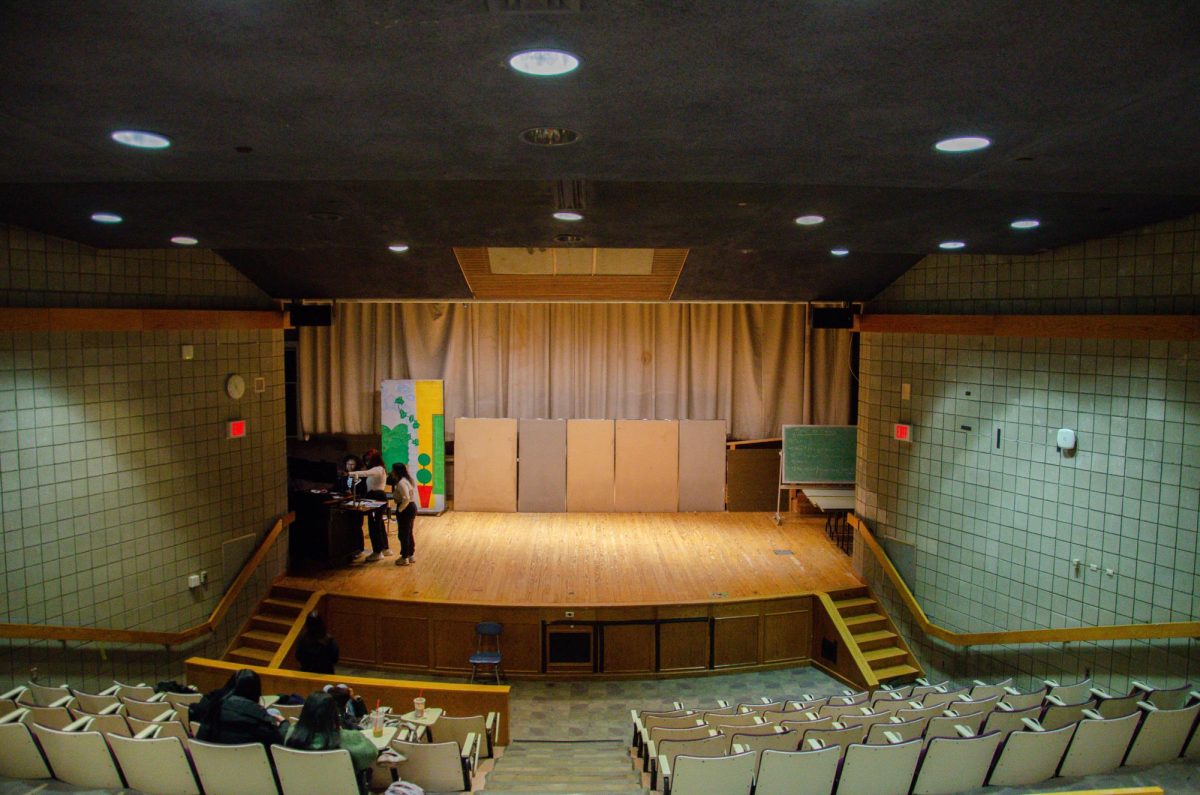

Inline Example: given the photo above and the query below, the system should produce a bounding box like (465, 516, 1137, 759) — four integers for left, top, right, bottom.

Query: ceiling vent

(554, 179, 586, 212)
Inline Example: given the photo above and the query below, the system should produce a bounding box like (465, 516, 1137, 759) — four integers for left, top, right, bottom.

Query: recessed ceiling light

(111, 130, 171, 149)
(1010, 218, 1041, 230)
(939, 240, 966, 250)
(554, 233, 584, 243)
(90, 212, 123, 224)
(170, 236, 198, 246)
(794, 215, 825, 226)
(519, 127, 580, 146)
(388, 243, 410, 253)
(830, 248, 850, 257)
(934, 136, 991, 153)
(509, 49, 580, 77)
(553, 211, 584, 222)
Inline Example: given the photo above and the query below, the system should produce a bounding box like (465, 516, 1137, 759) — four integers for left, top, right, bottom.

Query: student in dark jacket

(295, 611, 340, 674)
(192, 668, 284, 748)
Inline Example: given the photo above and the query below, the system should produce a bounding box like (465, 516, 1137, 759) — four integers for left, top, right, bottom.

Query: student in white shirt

(348, 449, 390, 561)
(390, 463, 418, 566)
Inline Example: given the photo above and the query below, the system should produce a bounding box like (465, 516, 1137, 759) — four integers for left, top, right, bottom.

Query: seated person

(192, 668, 285, 748)
(326, 682, 368, 729)
(285, 690, 379, 794)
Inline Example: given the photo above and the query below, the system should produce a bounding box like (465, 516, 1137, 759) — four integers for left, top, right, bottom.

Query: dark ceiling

(1, 1, 1199, 302)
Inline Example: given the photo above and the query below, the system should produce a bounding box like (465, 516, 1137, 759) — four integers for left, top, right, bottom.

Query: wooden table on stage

(802, 487, 855, 553)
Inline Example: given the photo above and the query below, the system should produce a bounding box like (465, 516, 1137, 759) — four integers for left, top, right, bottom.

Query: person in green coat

(285, 690, 379, 794)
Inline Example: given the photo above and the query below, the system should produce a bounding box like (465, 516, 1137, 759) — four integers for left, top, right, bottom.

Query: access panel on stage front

(453, 418, 518, 511)
(518, 419, 567, 512)
(566, 419, 615, 512)
(678, 420, 727, 511)
(615, 420, 679, 512)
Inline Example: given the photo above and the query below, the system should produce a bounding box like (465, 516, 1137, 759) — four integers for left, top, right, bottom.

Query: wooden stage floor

(280, 512, 863, 607)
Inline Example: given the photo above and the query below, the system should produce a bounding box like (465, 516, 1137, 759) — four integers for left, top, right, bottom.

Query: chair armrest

(153, 708, 176, 722)
(806, 737, 826, 750)
(956, 693, 971, 702)
(1004, 686, 1020, 695)
(1044, 695, 1066, 707)
(485, 711, 498, 735)
(1088, 687, 1111, 700)
(717, 699, 730, 708)
(731, 743, 748, 754)
(803, 711, 819, 721)
(934, 684, 948, 693)
(1190, 691, 1200, 705)
(1020, 718, 1044, 732)
(954, 724, 975, 738)
(134, 724, 160, 739)
(1, 686, 26, 700)
(883, 730, 901, 744)
(65, 716, 93, 732)
(858, 706, 871, 715)
(972, 679, 986, 687)
(1137, 701, 1158, 713)
(1082, 709, 1104, 721)
(461, 731, 479, 771)
(671, 701, 683, 710)
(148, 692, 167, 702)
(842, 689, 855, 696)
(98, 685, 121, 696)
(831, 721, 845, 730)
(751, 716, 764, 724)
(0, 708, 28, 724)
(888, 716, 902, 724)
(942, 710, 960, 718)
(99, 702, 123, 715)
(48, 694, 75, 709)
(646, 739, 656, 764)
(658, 754, 671, 782)
(1043, 679, 1060, 689)
(997, 702, 1014, 712)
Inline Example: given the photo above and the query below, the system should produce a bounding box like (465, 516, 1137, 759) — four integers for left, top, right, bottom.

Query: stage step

(223, 584, 315, 667)
(828, 588, 923, 687)
(873, 663, 922, 681)
(852, 629, 897, 651)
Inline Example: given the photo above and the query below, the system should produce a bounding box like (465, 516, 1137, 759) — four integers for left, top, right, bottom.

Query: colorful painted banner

(381, 379, 445, 514)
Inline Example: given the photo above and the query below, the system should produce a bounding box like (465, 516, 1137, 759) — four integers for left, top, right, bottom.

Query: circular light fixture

(934, 136, 991, 153)
(794, 215, 825, 226)
(509, 49, 580, 77)
(111, 130, 171, 149)
(519, 127, 581, 146)
(1010, 218, 1041, 230)
(388, 243, 410, 253)
(830, 248, 850, 257)
(553, 211, 584, 222)
(170, 236, 198, 246)
(90, 212, 123, 224)
(939, 240, 966, 250)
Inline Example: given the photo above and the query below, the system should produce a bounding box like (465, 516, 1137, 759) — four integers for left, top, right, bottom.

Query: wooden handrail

(268, 590, 326, 668)
(850, 514, 1200, 646)
(0, 513, 295, 647)
(814, 592, 880, 689)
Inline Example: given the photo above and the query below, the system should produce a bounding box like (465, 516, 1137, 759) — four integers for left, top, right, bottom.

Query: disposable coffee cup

(413, 697, 425, 717)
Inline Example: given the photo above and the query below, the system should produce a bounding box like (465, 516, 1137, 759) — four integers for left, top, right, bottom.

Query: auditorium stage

(280, 512, 862, 607)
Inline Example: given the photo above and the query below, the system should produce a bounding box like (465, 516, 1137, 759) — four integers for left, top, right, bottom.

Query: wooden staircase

(224, 585, 315, 667)
(830, 586, 922, 683)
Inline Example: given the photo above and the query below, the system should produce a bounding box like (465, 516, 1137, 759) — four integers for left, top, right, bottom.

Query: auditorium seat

(923, 712, 984, 745)
(1057, 710, 1141, 777)
(30, 723, 126, 789)
(837, 709, 892, 734)
(108, 733, 201, 795)
(876, 682, 915, 700)
(986, 722, 1075, 787)
(780, 714, 837, 734)
(802, 723, 865, 754)
(738, 699, 784, 714)
(642, 726, 718, 773)
(910, 680, 951, 698)
(911, 731, 1003, 795)
(667, 750, 755, 795)
(698, 705, 738, 721)
(1124, 700, 1200, 767)
(431, 712, 497, 763)
(981, 705, 1042, 737)
(1090, 685, 1146, 718)
(188, 739, 281, 795)
(754, 746, 839, 795)
(731, 728, 798, 775)
(271, 744, 359, 795)
(70, 688, 122, 714)
(654, 733, 727, 790)
(1039, 695, 1098, 730)
(895, 703, 944, 722)
(945, 694, 1000, 717)
(707, 711, 765, 729)
(818, 701, 870, 720)
(66, 710, 133, 737)
(109, 681, 158, 701)
(866, 716, 928, 744)
(919, 686, 971, 710)
(836, 739, 922, 795)
(22, 704, 74, 730)
(0, 712, 52, 780)
(717, 722, 786, 752)
(1043, 676, 1094, 703)
(129, 714, 191, 741)
(1132, 680, 1195, 710)
(9, 682, 74, 708)
(968, 677, 1014, 700)
(388, 736, 476, 793)
(998, 686, 1048, 711)
(122, 695, 179, 721)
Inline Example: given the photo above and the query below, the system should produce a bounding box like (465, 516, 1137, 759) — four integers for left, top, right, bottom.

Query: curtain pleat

(299, 302, 851, 439)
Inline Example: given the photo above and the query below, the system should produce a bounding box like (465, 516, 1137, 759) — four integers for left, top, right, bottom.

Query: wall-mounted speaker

(288, 304, 333, 327)
(810, 307, 855, 329)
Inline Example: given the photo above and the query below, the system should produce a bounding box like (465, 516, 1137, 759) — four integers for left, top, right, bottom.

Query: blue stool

(469, 621, 503, 683)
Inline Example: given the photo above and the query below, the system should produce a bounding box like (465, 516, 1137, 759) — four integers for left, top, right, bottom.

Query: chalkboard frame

(780, 424, 857, 484)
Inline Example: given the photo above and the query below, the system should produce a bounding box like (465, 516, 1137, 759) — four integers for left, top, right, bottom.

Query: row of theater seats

(0, 679, 498, 795)
(630, 677, 1200, 795)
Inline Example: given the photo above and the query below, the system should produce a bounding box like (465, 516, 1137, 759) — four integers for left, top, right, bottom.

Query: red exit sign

(894, 423, 912, 442)
(228, 420, 247, 439)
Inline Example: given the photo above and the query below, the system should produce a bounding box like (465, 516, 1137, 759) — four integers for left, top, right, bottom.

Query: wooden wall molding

(0, 307, 287, 332)
(854, 314, 1200, 340)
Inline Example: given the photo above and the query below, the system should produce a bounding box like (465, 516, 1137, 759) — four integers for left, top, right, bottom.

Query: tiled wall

(858, 213, 1200, 692)
(0, 224, 287, 689)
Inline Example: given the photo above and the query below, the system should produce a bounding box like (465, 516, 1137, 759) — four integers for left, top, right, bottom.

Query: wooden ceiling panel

(455, 247, 688, 301)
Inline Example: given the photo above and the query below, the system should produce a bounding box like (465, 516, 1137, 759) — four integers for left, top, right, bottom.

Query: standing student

(295, 611, 339, 675)
(391, 462, 417, 566)
(349, 449, 389, 561)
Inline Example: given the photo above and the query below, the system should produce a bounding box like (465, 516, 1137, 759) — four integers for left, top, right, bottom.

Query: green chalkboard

(781, 425, 857, 484)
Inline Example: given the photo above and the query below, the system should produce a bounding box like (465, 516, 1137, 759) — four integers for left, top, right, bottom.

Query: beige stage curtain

(298, 303, 852, 439)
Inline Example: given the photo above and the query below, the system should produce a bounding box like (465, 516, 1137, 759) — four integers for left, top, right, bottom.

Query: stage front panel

(614, 420, 679, 512)
(566, 419, 615, 512)
(518, 419, 567, 512)
(453, 417, 518, 511)
(678, 419, 727, 511)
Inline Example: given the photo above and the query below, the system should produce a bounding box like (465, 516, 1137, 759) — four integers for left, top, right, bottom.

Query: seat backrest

(866, 717, 926, 744)
(72, 690, 120, 714)
(982, 705, 1042, 737)
(188, 739, 280, 795)
(738, 700, 783, 714)
(122, 696, 177, 721)
(670, 750, 755, 795)
(697, 706, 737, 719)
(969, 679, 1013, 700)
(1058, 711, 1141, 778)
(837, 739, 922, 795)
(754, 747, 839, 795)
(658, 733, 727, 769)
(839, 710, 891, 732)
(734, 729, 798, 775)
(274, 703, 304, 720)
(877, 684, 914, 699)
(650, 724, 717, 745)
(1040, 698, 1096, 730)
(708, 712, 763, 728)
(718, 723, 783, 753)
(270, 744, 359, 795)
(949, 695, 1000, 717)
(646, 713, 704, 733)
(1045, 678, 1093, 704)
(912, 732, 1003, 795)
(1136, 683, 1194, 710)
(432, 714, 485, 750)
(924, 713, 984, 744)
(1000, 690, 1046, 711)
(986, 724, 1076, 787)
(68, 710, 132, 737)
(895, 704, 942, 722)
(23, 705, 73, 729)
(1096, 693, 1143, 719)
(1124, 702, 1200, 767)
(0, 720, 52, 779)
(22, 682, 73, 707)
(817, 702, 867, 720)
(801, 723, 865, 754)
(109, 733, 201, 795)
(129, 716, 190, 741)
(389, 738, 469, 793)
(113, 682, 157, 701)
(30, 724, 124, 789)
(921, 687, 970, 709)
(781, 715, 835, 734)
(909, 682, 950, 698)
